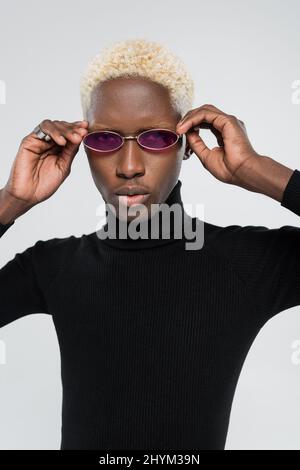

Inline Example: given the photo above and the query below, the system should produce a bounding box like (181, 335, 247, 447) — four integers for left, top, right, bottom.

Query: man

(0, 38, 299, 450)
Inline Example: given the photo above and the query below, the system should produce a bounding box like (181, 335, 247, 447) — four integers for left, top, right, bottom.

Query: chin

(117, 203, 154, 223)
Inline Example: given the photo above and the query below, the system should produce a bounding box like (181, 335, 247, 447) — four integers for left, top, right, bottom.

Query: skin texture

(0, 82, 294, 227)
(85, 77, 190, 222)
(176, 103, 294, 201)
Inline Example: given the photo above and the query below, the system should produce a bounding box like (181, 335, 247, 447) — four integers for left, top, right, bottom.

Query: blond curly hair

(79, 38, 195, 120)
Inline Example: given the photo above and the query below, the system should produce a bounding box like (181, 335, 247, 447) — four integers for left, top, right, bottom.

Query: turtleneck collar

(96, 179, 190, 250)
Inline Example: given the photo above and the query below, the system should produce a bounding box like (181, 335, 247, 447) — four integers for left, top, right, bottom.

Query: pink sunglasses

(82, 128, 182, 153)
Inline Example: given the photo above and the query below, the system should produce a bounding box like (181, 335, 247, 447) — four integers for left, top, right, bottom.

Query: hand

(176, 104, 260, 185)
(2, 119, 89, 208)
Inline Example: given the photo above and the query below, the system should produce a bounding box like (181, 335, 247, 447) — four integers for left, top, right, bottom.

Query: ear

(184, 140, 193, 158)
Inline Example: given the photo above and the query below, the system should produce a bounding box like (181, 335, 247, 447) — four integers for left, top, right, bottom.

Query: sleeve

(280, 168, 300, 216)
(0, 222, 77, 328)
(210, 169, 300, 325)
(0, 220, 15, 237)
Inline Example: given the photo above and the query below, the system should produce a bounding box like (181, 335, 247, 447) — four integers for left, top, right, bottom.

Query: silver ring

(33, 124, 52, 142)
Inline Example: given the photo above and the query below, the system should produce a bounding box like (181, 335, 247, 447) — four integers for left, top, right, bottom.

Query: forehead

(88, 77, 179, 125)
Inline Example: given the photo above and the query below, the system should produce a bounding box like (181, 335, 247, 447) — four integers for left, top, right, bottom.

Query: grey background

(0, 0, 300, 450)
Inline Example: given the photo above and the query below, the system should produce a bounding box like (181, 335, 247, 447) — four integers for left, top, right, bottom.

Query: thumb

(186, 129, 211, 167)
(58, 140, 81, 173)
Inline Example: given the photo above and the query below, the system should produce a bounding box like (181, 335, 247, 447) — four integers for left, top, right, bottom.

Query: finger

(53, 121, 88, 145)
(206, 124, 224, 147)
(24, 132, 55, 152)
(24, 122, 83, 159)
(55, 139, 81, 173)
(33, 120, 68, 146)
(238, 119, 247, 133)
(178, 107, 199, 121)
(186, 129, 212, 167)
(197, 103, 227, 116)
(39, 143, 62, 160)
(74, 119, 89, 127)
(39, 136, 81, 163)
(176, 109, 233, 136)
(60, 125, 88, 144)
(178, 104, 227, 128)
(64, 120, 89, 128)
(192, 122, 224, 146)
(194, 122, 211, 130)
(41, 120, 87, 146)
(177, 109, 222, 133)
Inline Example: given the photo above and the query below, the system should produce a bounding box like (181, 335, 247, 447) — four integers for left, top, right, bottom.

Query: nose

(116, 139, 145, 179)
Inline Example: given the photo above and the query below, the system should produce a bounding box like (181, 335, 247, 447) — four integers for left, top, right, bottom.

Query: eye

(83, 131, 123, 151)
(138, 129, 179, 149)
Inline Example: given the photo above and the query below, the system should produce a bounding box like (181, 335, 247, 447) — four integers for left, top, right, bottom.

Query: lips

(117, 193, 150, 207)
(115, 185, 150, 196)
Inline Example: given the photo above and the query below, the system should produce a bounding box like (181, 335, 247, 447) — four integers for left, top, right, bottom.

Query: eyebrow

(91, 124, 175, 133)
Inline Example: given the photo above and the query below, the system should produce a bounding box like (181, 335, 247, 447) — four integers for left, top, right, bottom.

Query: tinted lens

(138, 130, 178, 150)
(83, 131, 123, 151)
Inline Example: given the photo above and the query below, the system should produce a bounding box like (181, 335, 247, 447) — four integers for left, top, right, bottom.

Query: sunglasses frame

(82, 128, 182, 153)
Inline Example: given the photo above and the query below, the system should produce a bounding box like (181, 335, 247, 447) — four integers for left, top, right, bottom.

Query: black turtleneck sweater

(1, 171, 300, 450)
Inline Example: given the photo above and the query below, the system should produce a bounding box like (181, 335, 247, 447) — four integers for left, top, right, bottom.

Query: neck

(96, 179, 190, 250)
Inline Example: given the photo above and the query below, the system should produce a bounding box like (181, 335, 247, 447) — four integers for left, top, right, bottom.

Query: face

(84, 76, 189, 222)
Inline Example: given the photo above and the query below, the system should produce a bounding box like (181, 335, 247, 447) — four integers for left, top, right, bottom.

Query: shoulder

(204, 219, 300, 252)
(29, 230, 97, 252)
(202, 219, 287, 270)
(204, 219, 286, 254)
(23, 231, 96, 277)
(28, 232, 86, 259)
(12, 231, 97, 294)
(202, 218, 300, 287)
